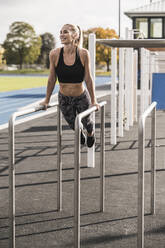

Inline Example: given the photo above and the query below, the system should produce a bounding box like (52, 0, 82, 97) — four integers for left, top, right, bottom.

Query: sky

(0, 0, 157, 46)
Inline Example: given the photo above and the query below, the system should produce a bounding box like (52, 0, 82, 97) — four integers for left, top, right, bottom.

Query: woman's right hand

(39, 100, 49, 110)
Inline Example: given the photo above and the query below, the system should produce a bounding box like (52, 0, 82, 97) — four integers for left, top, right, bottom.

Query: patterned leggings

(58, 89, 93, 134)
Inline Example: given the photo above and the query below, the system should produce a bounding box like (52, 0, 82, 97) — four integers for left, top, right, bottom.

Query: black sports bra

(55, 47, 85, 84)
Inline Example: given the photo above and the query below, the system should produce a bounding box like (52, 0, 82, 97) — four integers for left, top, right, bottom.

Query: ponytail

(76, 25, 83, 48)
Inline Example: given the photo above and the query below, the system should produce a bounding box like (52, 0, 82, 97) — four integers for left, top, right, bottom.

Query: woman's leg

(58, 92, 76, 130)
(76, 90, 93, 134)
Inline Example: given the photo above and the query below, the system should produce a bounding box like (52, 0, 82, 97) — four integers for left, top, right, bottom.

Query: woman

(40, 24, 99, 147)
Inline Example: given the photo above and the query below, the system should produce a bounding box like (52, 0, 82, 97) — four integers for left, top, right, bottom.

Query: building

(124, 0, 165, 74)
(125, 0, 165, 39)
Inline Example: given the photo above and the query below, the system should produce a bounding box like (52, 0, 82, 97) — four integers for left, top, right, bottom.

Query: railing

(74, 101, 107, 248)
(8, 102, 62, 248)
(138, 101, 157, 248)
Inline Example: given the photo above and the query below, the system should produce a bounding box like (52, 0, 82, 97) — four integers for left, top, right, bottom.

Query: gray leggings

(58, 89, 93, 133)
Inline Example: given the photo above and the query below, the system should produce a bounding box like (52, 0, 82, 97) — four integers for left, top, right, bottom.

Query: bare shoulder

(78, 48, 90, 65)
(50, 47, 62, 65)
(50, 48, 61, 57)
(79, 47, 89, 57)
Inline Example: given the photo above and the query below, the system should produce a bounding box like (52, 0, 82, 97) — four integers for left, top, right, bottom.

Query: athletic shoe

(87, 134, 95, 148)
(81, 131, 86, 145)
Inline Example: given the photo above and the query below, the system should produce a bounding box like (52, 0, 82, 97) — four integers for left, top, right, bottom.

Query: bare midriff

(59, 82, 84, 96)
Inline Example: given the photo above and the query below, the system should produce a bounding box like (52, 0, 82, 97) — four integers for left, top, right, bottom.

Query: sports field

(0, 76, 48, 92)
(0, 70, 110, 92)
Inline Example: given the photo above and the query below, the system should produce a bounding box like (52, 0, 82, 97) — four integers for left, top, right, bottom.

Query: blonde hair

(63, 24, 83, 47)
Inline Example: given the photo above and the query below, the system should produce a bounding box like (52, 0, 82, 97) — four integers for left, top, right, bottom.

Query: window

(150, 18, 162, 38)
(135, 18, 148, 38)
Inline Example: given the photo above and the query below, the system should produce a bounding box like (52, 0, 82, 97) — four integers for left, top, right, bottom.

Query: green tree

(3, 21, 41, 69)
(83, 27, 118, 71)
(38, 32, 56, 68)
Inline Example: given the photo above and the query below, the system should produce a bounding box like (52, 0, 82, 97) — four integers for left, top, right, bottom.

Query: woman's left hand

(91, 102, 100, 111)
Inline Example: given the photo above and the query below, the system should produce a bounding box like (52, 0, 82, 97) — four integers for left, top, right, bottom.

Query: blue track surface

(0, 76, 110, 126)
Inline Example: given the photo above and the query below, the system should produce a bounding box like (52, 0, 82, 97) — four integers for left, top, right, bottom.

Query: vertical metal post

(129, 49, 134, 127)
(74, 116, 81, 248)
(88, 33, 96, 168)
(141, 48, 150, 115)
(151, 107, 156, 215)
(111, 47, 117, 145)
(9, 116, 15, 248)
(100, 106, 105, 212)
(138, 119, 145, 248)
(125, 48, 130, 130)
(118, 0, 121, 37)
(149, 53, 155, 103)
(140, 48, 145, 116)
(133, 50, 138, 122)
(118, 47, 124, 137)
(57, 105, 62, 211)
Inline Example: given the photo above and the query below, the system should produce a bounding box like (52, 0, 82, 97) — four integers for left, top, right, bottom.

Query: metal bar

(111, 47, 117, 144)
(97, 39, 165, 48)
(88, 33, 96, 168)
(151, 107, 156, 215)
(57, 105, 62, 211)
(74, 116, 81, 248)
(133, 50, 138, 122)
(125, 48, 130, 130)
(129, 48, 134, 126)
(138, 101, 157, 248)
(74, 101, 107, 248)
(100, 105, 105, 212)
(9, 114, 16, 248)
(138, 117, 145, 248)
(8, 102, 58, 248)
(118, 48, 124, 137)
(78, 101, 106, 120)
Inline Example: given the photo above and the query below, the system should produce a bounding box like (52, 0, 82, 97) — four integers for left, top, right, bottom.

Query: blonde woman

(41, 24, 99, 147)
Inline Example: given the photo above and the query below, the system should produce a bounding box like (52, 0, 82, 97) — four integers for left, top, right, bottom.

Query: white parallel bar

(129, 48, 134, 126)
(125, 28, 134, 127)
(140, 48, 145, 115)
(133, 50, 138, 122)
(118, 48, 124, 137)
(141, 48, 150, 115)
(88, 33, 96, 167)
(149, 53, 155, 101)
(111, 47, 117, 145)
(145, 50, 150, 107)
(125, 48, 130, 130)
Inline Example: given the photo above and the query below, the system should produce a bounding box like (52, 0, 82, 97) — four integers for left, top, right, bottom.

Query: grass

(0, 68, 49, 75)
(0, 69, 110, 92)
(0, 76, 48, 92)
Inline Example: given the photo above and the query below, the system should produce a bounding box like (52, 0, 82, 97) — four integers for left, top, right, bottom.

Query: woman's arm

(40, 50, 57, 108)
(45, 50, 57, 103)
(83, 49, 99, 107)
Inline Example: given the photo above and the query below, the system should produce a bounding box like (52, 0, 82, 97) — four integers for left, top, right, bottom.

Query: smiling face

(60, 24, 79, 45)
